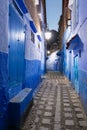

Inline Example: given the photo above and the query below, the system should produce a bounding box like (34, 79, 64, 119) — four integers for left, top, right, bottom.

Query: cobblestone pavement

(22, 71, 87, 130)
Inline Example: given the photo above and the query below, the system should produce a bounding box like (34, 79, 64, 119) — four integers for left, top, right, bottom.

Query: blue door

(9, 5, 25, 87)
(74, 56, 79, 93)
(69, 52, 71, 80)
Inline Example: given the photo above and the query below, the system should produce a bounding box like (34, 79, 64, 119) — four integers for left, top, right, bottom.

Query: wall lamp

(45, 31, 52, 40)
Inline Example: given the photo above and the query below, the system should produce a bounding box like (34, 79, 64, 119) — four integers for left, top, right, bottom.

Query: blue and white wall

(40, 2, 46, 75)
(0, 0, 9, 130)
(24, 13, 42, 95)
(78, 0, 87, 113)
(64, 0, 87, 114)
(0, 0, 45, 129)
(63, 26, 72, 78)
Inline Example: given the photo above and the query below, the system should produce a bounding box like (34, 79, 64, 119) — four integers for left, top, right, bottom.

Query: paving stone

(70, 95, 77, 98)
(44, 112, 52, 116)
(49, 93, 55, 96)
(42, 118, 51, 125)
(39, 105, 44, 109)
(41, 98, 47, 101)
(76, 113, 84, 118)
(71, 96, 78, 99)
(79, 121, 87, 126)
(45, 106, 53, 110)
(65, 113, 72, 118)
(40, 88, 44, 90)
(64, 108, 72, 111)
(48, 102, 54, 105)
(49, 96, 54, 98)
(63, 94, 68, 96)
(39, 101, 45, 105)
(48, 98, 54, 101)
(42, 95, 48, 98)
(73, 103, 80, 107)
(35, 117, 39, 123)
(63, 91, 67, 93)
(37, 110, 42, 115)
(71, 100, 79, 103)
(74, 107, 82, 112)
(54, 124, 61, 130)
(38, 92, 42, 94)
(63, 99, 70, 103)
(65, 120, 74, 126)
(63, 94, 68, 97)
(45, 92, 49, 95)
(64, 103, 70, 107)
(37, 94, 41, 97)
(63, 97, 69, 99)
(39, 127, 49, 130)
(34, 96, 39, 100)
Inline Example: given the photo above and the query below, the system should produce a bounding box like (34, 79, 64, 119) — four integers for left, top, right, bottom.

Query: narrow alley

(22, 72, 87, 130)
(1, 1, 87, 130)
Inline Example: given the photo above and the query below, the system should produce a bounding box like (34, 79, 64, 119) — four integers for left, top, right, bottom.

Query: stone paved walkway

(22, 71, 87, 130)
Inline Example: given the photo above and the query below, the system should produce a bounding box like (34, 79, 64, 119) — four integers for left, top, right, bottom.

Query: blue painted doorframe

(74, 55, 79, 93)
(9, 4, 25, 87)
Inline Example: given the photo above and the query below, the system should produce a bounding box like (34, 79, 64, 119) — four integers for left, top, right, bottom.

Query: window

(31, 31, 35, 43)
(38, 42, 40, 49)
(67, 19, 71, 27)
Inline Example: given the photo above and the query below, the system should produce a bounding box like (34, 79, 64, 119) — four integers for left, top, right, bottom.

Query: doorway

(74, 55, 79, 93)
(9, 4, 25, 87)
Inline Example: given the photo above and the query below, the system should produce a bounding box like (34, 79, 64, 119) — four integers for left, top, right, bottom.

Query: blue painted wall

(24, 59, 41, 94)
(0, 0, 9, 129)
(0, 1, 45, 129)
(64, 0, 87, 114)
(78, 2, 87, 112)
(0, 52, 8, 130)
(24, 16, 43, 95)
(79, 69, 87, 114)
(75, 0, 87, 112)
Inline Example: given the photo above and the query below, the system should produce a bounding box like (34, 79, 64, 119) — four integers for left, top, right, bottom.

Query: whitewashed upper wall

(0, 0, 9, 53)
(79, 0, 87, 26)
(24, 14, 41, 61)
